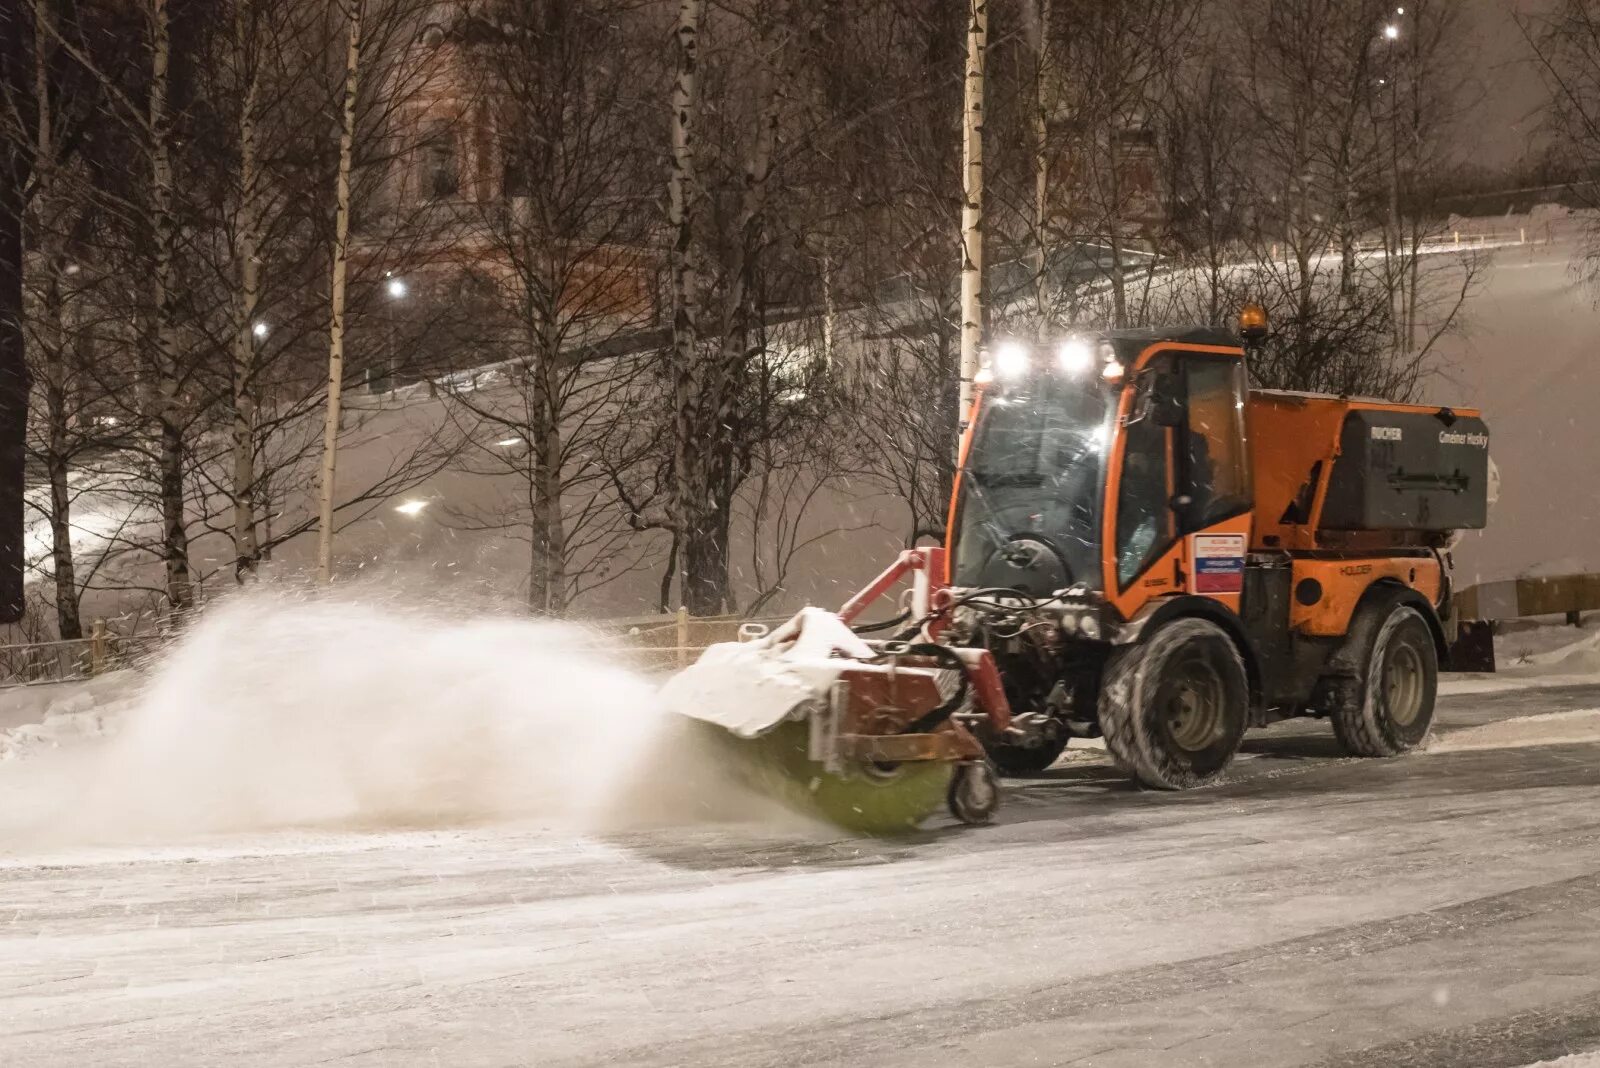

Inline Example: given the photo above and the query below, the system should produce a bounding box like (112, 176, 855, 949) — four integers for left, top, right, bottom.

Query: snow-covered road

(7, 682, 1600, 1067)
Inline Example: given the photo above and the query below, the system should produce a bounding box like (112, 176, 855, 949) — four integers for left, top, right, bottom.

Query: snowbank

(0, 672, 137, 762)
(1519, 1053, 1600, 1068)
(1442, 622, 1600, 696)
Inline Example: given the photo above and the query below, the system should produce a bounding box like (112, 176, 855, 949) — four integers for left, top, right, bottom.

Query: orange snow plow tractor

(666, 307, 1490, 830)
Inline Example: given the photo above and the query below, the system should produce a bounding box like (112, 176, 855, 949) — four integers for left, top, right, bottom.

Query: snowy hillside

(20, 226, 1598, 626)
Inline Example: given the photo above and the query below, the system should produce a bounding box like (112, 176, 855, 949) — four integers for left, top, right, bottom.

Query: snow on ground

(1441, 619, 1600, 697)
(0, 673, 135, 763)
(1497, 618, 1600, 671)
(1428, 708, 1600, 754)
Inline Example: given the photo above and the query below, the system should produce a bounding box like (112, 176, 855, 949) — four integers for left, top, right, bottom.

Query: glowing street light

(386, 277, 408, 299)
(394, 499, 428, 517)
(252, 321, 269, 339)
(1383, 23, 1400, 40)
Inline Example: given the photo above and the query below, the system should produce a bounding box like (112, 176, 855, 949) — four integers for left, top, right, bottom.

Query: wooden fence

(0, 610, 793, 690)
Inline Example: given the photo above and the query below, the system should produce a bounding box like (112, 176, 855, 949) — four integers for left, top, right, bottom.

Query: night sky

(1466, 0, 1548, 166)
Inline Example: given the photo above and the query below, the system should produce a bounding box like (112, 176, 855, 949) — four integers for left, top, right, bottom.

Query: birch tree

(315, 0, 363, 585)
(957, 0, 986, 424)
(667, 0, 704, 611)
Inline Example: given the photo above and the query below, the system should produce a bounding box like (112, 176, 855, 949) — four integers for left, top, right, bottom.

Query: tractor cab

(950, 326, 1254, 624)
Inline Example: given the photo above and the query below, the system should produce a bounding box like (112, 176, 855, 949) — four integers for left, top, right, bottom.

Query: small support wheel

(948, 760, 1000, 825)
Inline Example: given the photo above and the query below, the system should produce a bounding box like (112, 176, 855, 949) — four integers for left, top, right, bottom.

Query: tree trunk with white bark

(668, 0, 706, 611)
(316, 0, 363, 585)
(958, 0, 986, 432)
(147, 0, 193, 612)
(229, 0, 263, 581)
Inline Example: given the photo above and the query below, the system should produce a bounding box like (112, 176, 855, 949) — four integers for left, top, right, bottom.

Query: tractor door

(1107, 348, 1254, 619)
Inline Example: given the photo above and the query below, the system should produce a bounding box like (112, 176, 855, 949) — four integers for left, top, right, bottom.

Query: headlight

(994, 340, 1030, 380)
(1057, 337, 1093, 375)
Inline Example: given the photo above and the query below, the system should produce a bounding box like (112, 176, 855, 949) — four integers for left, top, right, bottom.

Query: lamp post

(379, 274, 406, 391)
(1381, 18, 1403, 355)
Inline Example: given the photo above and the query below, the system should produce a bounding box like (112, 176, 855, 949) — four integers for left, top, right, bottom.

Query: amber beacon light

(1238, 302, 1270, 342)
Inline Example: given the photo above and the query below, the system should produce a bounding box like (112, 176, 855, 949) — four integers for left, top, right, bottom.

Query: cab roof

(1103, 326, 1244, 357)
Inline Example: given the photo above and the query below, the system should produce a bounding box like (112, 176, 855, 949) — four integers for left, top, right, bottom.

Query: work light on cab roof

(978, 334, 1121, 385)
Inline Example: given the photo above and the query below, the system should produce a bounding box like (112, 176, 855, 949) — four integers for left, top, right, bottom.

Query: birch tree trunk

(667, 0, 703, 611)
(316, 0, 364, 585)
(148, 0, 193, 612)
(230, 0, 263, 581)
(958, 0, 987, 432)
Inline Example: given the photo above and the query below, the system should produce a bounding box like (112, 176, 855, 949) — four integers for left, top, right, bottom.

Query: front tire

(1100, 618, 1250, 790)
(1329, 603, 1438, 757)
(948, 761, 1001, 824)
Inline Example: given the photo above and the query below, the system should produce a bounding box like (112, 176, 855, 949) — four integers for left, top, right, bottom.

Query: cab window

(1115, 375, 1175, 587)
(1179, 356, 1251, 531)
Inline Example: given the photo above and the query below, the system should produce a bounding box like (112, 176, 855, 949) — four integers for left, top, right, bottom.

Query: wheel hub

(1164, 662, 1226, 752)
(1384, 641, 1425, 727)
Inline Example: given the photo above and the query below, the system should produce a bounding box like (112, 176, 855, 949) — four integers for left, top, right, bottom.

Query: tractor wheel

(947, 760, 1001, 825)
(985, 736, 1069, 776)
(1099, 618, 1249, 790)
(1329, 603, 1437, 757)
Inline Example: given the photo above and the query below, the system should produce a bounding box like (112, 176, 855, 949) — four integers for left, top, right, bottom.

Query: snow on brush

(0, 590, 795, 852)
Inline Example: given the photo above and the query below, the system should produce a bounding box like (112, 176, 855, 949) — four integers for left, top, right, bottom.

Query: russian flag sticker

(1192, 534, 1246, 595)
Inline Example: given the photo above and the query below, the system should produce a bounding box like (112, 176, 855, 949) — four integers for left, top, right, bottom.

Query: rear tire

(1099, 618, 1249, 790)
(1329, 603, 1437, 757)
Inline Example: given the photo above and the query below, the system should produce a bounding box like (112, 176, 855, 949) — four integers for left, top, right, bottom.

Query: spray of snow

(0, 590, 807, 849)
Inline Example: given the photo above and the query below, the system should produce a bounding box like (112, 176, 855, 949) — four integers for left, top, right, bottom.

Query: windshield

(951, 375, 1117, 594)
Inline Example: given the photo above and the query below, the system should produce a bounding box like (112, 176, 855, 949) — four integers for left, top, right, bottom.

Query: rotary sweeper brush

(664, 306, 1491, 833)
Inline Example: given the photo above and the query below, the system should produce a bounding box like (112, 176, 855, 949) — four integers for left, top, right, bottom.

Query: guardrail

(0, 623, 165, 689)
(1455, 574, 1600, 628)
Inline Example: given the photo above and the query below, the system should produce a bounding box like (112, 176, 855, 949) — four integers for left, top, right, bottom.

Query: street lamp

(374, 275, 407, 393)
(252, 321, 269, 339)
(1383, 23, 1400, 40)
